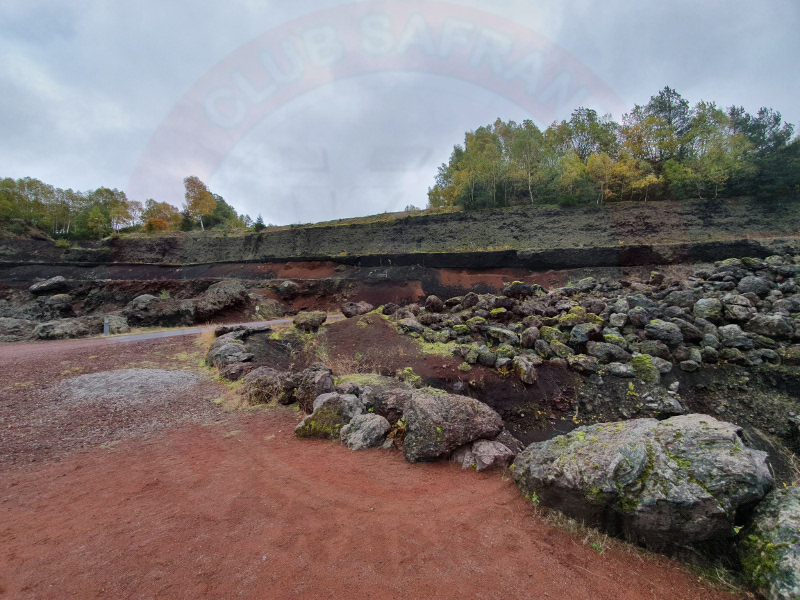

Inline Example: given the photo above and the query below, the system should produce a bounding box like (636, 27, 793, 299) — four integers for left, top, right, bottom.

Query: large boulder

(195, 280, 249, 322)
(29, 276, 67, 295)
(512, 414, 773, 553)
(739, 486, 800, 600)
(373, 388, 412, 425)
(295, 393, 363, 439)
(293, 311, 327, 332)
(205, 332, 254, 367)
(240, 367, 297, 404)
(341, 301, 374, 318)
(403, 390, 503, 463)
(294, 364, 335, 413)
(340, 413, 390, 450)
(737, 276, 772, 296)
(424, 295, 444, 313)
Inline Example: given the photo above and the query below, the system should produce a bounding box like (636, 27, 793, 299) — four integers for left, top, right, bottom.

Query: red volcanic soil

(0, 335, 746, 600)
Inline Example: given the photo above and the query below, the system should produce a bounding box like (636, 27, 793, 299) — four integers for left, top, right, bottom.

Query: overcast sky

(2, 0, 798, 225)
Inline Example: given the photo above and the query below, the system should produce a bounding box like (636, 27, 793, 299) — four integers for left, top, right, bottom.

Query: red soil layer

(436, 268, 569, 290)
(0, 335, 746, 599)
(0, 409, 743, 600)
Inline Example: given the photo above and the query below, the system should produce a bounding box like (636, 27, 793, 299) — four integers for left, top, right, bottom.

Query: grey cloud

(1, 0, 797, 223)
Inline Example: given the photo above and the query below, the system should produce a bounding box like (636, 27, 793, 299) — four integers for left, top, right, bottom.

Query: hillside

(2, 198, 799, 272)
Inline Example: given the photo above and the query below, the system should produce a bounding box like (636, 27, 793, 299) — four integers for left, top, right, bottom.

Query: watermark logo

(127, 1, 626, 222)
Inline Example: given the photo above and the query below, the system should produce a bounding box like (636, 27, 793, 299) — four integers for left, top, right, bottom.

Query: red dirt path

(0, 337, 746, 600)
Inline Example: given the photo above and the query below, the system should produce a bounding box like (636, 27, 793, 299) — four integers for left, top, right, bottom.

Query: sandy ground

(0, 335, 747, 599)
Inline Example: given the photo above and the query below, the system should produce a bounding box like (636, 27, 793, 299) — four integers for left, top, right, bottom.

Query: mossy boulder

(295, 392, 363, 439)
(293, 310, 327, 331)
(631, 353, 661, 383)
(739, 486, 800, 600)
(512, 414, 773, 554)
(540, 325, 567, 344)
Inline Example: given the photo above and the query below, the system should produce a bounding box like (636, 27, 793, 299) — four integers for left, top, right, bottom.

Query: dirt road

(0, 335, 745, 599)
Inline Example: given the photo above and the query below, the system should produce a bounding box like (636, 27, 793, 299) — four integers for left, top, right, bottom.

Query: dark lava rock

(403, 390, 503, 463)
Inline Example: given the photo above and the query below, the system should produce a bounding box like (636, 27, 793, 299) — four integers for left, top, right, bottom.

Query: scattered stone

(512, 356, 538, 384)
(644, 319, 684, 346)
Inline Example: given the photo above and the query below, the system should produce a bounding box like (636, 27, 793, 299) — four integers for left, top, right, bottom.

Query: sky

(2, 0, 798, 225)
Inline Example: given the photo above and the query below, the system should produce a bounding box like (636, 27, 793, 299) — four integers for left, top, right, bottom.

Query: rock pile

(388, 256, 799, 387)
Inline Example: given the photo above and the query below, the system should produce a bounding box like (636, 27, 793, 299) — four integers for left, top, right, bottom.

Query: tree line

(0, 175, 260, 238)
(428, 87, 800, 209)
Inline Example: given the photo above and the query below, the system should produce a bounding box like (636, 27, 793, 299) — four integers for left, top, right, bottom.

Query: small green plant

(55, 238, 71, 248)
(397, 366, 422, 387)
(626, 382, 639, 397)
(458, 362, 472, 372)
(590, 541, 605, 553)
(159, 290, 171, 301)
(354, 351, 363, 361)
(527, 491, 540, 504)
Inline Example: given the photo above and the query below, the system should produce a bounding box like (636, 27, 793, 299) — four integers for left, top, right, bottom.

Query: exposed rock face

(0, 317, 37, 342)
(278, 280, 300, 298)
(195, 280, 249, 322)
(512, 414, 773, 553)
(29, 276, 67, 295)
(340, 413, 390, 450)
(295, 393, 363, 439)
(293, 311, 327, 332)
(124, 298, 195, 328)
(33, 318, 89, 340)
(403, 391, 503, 463)
(739, 486, 800, 600)
(294, 364, 335, 413)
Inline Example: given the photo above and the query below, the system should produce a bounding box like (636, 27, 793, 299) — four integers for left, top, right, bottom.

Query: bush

(55, 238, 71, 248)
(145, 218, 170, 232)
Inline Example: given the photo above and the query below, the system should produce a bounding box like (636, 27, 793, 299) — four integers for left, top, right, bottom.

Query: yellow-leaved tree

(183, 176, 216, 230)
